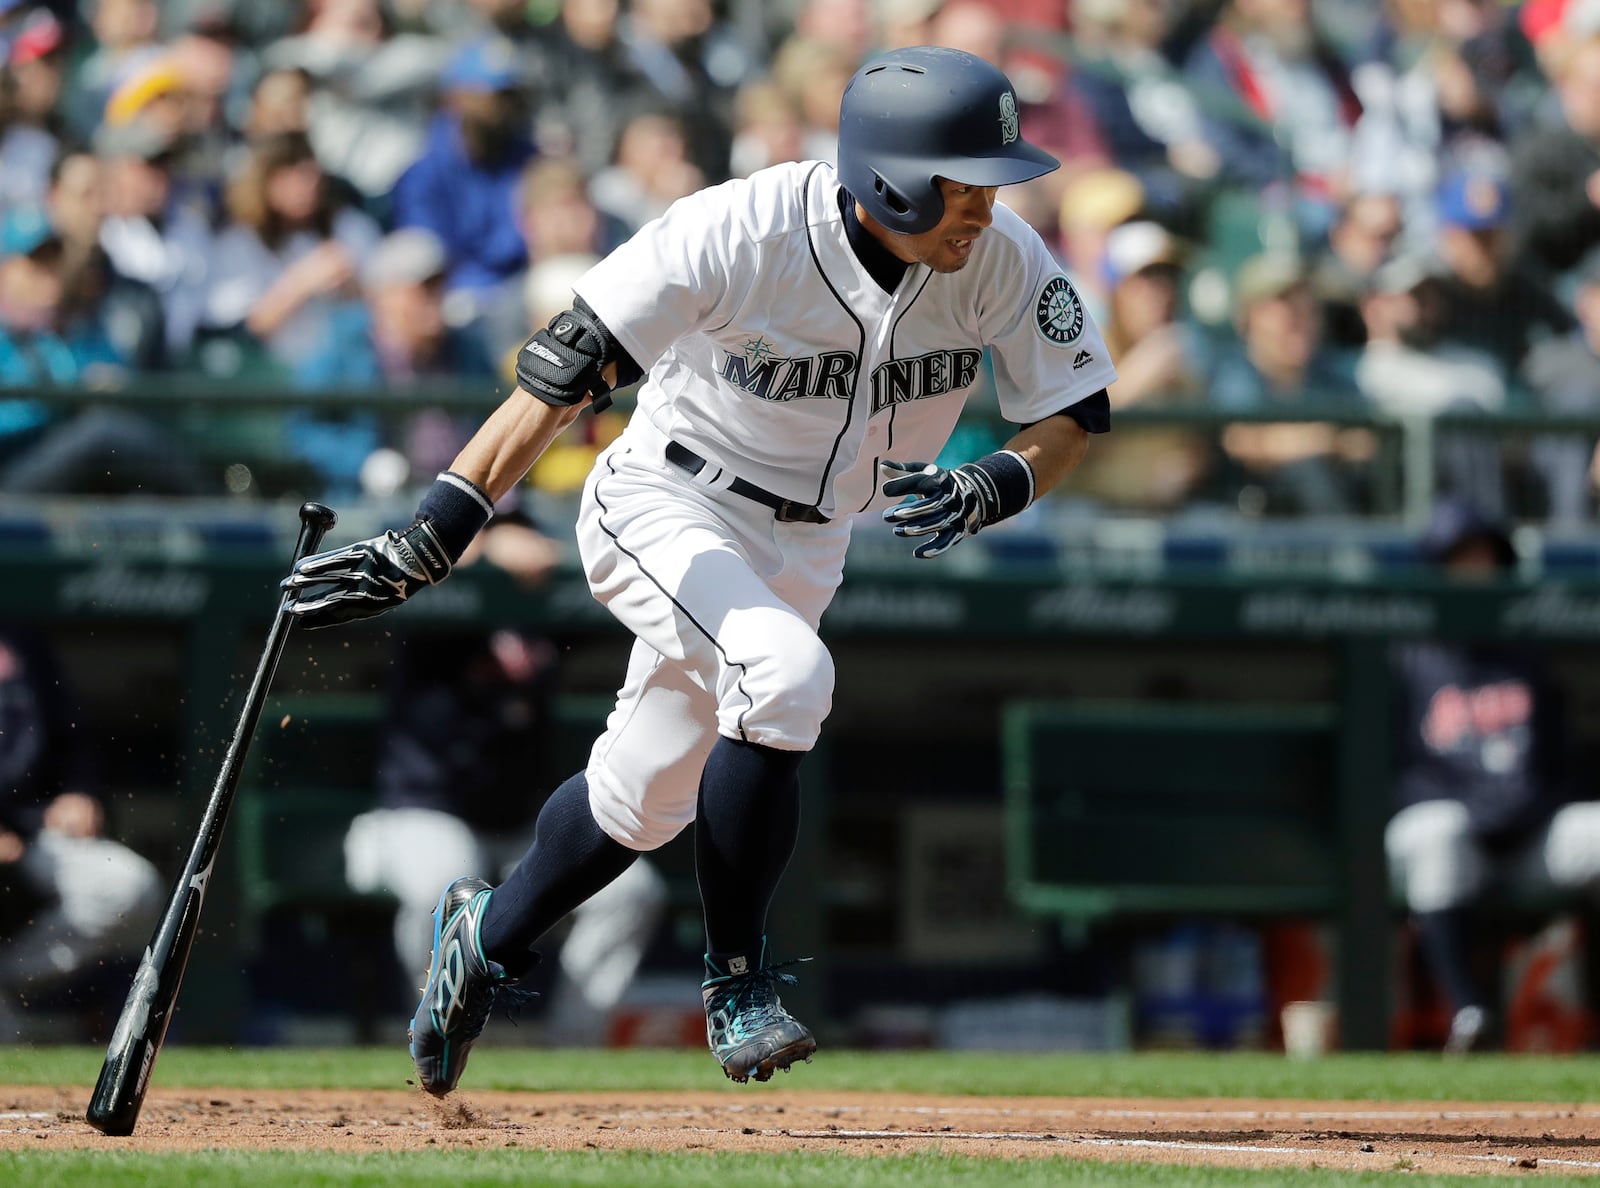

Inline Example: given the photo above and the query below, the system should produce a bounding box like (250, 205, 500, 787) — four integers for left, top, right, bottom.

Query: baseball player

(284, 47, 1116, 1093)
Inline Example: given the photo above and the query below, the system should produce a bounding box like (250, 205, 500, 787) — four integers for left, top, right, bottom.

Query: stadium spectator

(1070, 0, 1218, 224)
(588, 109, 705, 235)
(1211, 253, 1367, 515)
(94, 116, 213, 361)
(728, 78, 806, 178)
(100, 52, 189, 144)
(1355, 253, 1505, 417)
(1312, 187, 1404, 348)
(481, 160, 628, 359)
(1523, 246, 1600, 525)
(47, 150, 166, 372)
(618, 0, 757, 182)
(527, 0, 660, 177)
(292, 227, 495, 497)
(791, 0, 875, 61)
(1512, 35, 1600, 275)
(878, 0, 942, 51)
(1102, 220, 1207, 408)
(1387, 496, 1600, 1052)
(297, 226, 492, 390)
(0, 629, 162, 1040)
(165, 14, 243, 200)
(1074, 219, 1213, 509)
(1432, 167, 1575, 378)
(69, 0, 163, 139)
(1355, 252, 1507, 517)
(391, 34, 536, 313)
(242, 65, 311, 143)
(0, 7, 66, 219)
(203, 130, 379, 367)
(0, 202, 208, 495)
(260, 0, 445, 201)
(0, 205, 121, 390)
(1054, 167, 1146, 327)
(768, 34, 854, 167)
(1184, 0, 1361, 230)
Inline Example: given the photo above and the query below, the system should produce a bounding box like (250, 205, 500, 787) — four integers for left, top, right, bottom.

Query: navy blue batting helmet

(837, 46, 1059, 236)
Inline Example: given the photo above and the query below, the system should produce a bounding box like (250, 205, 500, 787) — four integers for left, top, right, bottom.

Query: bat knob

(299, 502, 337, 532)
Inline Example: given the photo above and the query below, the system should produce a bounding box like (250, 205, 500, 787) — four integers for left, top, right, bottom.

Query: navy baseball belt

(664, 440, 831, 524)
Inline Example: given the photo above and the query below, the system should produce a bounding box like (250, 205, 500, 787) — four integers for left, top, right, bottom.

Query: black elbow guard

(514, 298, 639, 413)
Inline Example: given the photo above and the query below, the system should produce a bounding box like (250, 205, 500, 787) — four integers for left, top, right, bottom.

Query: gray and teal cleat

(701, 938, 816, 1083)
(408, 876, 532, 1096)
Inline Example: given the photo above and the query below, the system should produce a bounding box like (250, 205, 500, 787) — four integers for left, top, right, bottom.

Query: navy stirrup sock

(694, 736, 805, 963)
(1415, 908, 1484, 1014)
(478, 772, 637, 977)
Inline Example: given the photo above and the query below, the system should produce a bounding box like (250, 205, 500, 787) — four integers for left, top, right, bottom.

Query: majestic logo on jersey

(869, 348, 983, 414)
(718, 336, 856, 403)
(1035, 275, 1085, 346)
(999, 90, 1019, 145)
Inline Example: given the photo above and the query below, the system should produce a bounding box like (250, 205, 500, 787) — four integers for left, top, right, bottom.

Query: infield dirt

(5, 1085, 1600, 1176)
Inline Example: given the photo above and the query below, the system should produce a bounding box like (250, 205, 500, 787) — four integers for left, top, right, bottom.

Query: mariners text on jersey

(574, 160, 1117, 517)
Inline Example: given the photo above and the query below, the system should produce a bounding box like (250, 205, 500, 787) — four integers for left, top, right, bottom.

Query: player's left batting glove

(881, 461, 998, 559)
(880, 453, 1035, 560)
(282, 520, 451, 628)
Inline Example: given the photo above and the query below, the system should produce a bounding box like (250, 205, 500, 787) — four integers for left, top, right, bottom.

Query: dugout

(11, 526, 1600, 1050)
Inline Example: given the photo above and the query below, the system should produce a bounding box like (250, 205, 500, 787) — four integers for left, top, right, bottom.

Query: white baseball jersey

(574, 160, 1116, 520)
(568, 160, 1116, 850)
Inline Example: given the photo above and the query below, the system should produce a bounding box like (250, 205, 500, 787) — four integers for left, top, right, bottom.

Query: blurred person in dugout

(1387, 497, 1600, 1053)
(0, 630, 160, 1038)
(343, 512, 666, 1044)
(1071, 218, 1212, 509)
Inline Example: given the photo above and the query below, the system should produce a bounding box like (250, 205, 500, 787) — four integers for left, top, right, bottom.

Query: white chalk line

(620, 1101, 1600, 1123)
(725, 1127, 1600, 1170)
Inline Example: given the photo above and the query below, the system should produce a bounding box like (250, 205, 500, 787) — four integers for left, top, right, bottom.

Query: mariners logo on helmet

(1035, 275, 1085, 345)
(999, 91, 1018, 145)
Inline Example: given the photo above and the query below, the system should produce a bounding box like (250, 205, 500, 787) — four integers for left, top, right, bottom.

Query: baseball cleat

(408, 876, 531, 1097)
(702, 938, 817, 1083)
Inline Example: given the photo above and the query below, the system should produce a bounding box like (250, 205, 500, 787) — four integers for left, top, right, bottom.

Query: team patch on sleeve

(1034, 274, 1085, 346)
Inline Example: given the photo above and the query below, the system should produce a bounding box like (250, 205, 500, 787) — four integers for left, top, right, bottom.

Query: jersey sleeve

(571, 180, 752, 371)
(979, 218, 1118, 427)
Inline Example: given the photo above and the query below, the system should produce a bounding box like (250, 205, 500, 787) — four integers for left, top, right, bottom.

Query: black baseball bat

(86, 501, 337, 1137)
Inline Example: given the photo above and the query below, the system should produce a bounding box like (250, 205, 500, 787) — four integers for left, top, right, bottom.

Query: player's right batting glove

(282, 519, 452, 628)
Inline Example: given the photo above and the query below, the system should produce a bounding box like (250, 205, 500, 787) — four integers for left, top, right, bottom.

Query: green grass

(7, 1046, 1600, 1102)
(0, 1149, 1565, 1188)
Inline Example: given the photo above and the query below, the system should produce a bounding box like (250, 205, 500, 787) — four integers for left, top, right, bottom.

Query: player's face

(878, 178, 998, 273)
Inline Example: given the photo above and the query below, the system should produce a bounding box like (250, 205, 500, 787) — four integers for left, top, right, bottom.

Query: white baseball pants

(575, 418, 854, 851)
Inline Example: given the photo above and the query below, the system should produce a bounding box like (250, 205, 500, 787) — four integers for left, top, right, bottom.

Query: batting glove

(282, 519, 452, 628)
(880, 460, 1000, 560)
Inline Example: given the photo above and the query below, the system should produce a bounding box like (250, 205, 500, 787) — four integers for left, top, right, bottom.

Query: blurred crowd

(2, 0, 1600, 517)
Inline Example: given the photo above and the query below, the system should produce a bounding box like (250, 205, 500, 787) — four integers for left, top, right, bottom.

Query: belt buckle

(776, 500, 825, 524)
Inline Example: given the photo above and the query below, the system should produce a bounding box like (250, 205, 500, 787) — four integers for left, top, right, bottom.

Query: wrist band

(416, 471, 495, 562)
(968, 449, 1035, 523)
